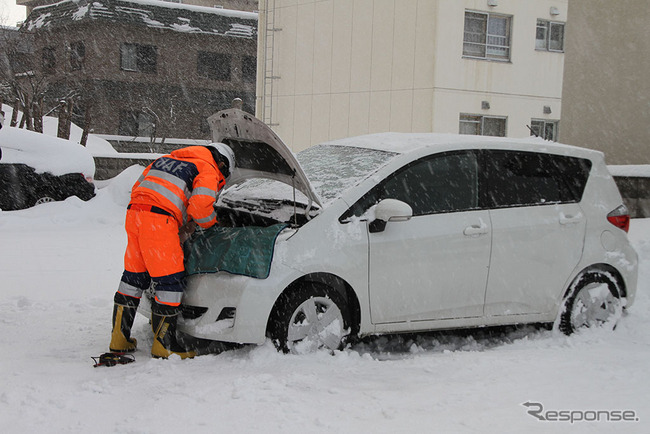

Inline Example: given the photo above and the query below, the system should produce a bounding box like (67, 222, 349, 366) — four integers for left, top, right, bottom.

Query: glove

(179, 220, 197, 243)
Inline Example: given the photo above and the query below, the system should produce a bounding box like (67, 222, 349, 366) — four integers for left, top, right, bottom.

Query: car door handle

(559, 212, 583, 225)
(463, 224, 489, 236)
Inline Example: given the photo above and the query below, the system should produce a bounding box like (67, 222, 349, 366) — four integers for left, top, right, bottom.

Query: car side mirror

(369, 199, 413, 233)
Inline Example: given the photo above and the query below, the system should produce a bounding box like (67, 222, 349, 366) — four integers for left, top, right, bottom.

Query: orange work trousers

(118, 208, 185, 306)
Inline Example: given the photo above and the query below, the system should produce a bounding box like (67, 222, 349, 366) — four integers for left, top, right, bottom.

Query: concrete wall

(91, 135, 211, 179)
(560, 0, 650, 165)
(93, 156, 155, 181)
(613, 176, 650, 218)
(257, 0, 567, 151)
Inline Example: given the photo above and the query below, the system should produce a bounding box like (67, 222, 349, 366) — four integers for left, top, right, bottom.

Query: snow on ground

(1, 169, 649, 433)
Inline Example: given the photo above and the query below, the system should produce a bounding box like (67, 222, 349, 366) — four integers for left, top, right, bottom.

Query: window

(484, 151, 591, 208)
(383, 153, 479, 215)
(69, 41, 85, 71)
(242, 56, 256, 83)
(119, 110, 154, 137)
(121, 43, 157, 74)
(463, 11, 511, 61)
(42, 47, 56, 74)
(530, 119, 558, 141)
(460, 114, 507, 137)
(348, 152, 479, 218)
(121, 44, 137, 71)
(197, 52, 231, 81)
(536, 20, 565, 52)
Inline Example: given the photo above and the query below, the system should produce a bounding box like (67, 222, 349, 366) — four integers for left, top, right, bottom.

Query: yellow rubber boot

(151, 303, 196, 359)
(109, 293, 139, 352)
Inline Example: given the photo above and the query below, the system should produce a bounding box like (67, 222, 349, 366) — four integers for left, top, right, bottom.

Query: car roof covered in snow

(321, 132, 603, 159)
(0, 126, 95, 177)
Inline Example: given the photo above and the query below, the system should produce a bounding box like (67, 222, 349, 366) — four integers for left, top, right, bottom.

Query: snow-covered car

(142, 109, 638, 354)
(0, 126, 95, 210)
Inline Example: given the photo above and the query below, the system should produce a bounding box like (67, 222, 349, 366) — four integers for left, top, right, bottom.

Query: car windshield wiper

(222, 197, 318, 214)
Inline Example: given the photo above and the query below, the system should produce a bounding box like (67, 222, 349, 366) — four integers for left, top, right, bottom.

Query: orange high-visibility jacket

(129, 146, 226, 228)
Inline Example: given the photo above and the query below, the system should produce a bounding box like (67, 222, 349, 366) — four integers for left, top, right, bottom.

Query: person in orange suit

(109, 143, 235, 359)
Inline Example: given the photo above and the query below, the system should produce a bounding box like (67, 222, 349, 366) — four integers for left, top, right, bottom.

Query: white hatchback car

(146, 109, 638, 353)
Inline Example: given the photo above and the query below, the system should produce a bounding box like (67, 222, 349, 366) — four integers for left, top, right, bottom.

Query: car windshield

(221, 144, 397, 211)
(297, 144, 397, 203)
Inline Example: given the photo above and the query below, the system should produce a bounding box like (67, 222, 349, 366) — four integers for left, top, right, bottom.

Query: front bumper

(177, 262, 299, 344)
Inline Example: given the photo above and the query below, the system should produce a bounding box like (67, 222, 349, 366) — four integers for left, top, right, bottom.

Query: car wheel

(269, 283, 349, 354)
(34, 196, 56, 206)
(559, 271, 623, 335)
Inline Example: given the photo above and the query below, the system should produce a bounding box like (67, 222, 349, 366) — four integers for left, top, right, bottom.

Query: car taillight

(607, 205, 630, 233)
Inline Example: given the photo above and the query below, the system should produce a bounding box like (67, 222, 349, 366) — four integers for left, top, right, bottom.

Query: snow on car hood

(0, 126, 95, 177)
(208, 109, 322, 209)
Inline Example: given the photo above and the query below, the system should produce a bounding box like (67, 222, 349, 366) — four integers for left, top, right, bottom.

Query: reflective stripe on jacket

(129, 146, 226, 228)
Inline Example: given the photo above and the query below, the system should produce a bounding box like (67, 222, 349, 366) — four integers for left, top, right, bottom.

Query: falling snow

(1, 151, 650, 432)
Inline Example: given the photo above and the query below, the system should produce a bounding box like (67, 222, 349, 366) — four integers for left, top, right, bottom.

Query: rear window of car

(483, 150, 592, 208)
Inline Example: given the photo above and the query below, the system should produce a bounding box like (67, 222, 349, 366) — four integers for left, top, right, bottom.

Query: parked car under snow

(137, 108, 638, 354)
(0, 126, 95, 211)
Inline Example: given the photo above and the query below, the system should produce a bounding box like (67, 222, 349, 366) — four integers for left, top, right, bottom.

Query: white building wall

(432, 0, 566, 136)
(257, 0, 568, 152)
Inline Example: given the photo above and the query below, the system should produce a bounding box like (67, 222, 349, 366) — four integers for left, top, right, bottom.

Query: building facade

(0, 25, 32, 83)
(560, 0, 650, 165)
(19, 0, 257, 139)
(257, 0, 568, 152)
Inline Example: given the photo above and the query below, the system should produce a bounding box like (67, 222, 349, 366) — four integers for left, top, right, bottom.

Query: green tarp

(184, 223, 289, 279)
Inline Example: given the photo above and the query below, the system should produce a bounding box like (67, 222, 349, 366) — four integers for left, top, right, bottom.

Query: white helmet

(206, 143, 235, 179)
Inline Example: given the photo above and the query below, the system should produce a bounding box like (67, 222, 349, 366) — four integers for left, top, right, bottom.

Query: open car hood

(208, 109, 323, 209)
